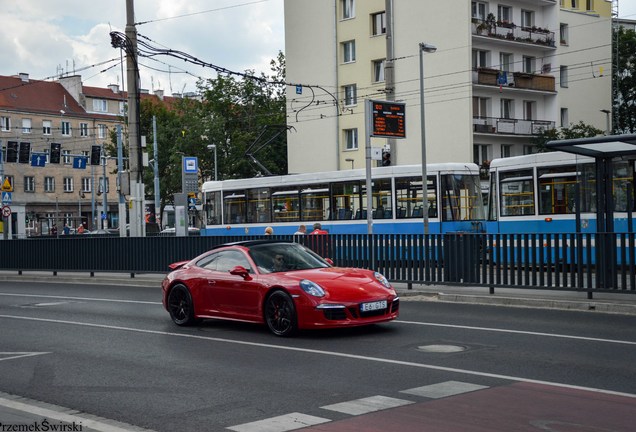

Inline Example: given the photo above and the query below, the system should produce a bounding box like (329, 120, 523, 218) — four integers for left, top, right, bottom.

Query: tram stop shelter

(547, 133, 636, 291)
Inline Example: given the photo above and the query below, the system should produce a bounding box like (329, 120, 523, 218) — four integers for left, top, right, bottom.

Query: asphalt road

(0, 281, 635, 431)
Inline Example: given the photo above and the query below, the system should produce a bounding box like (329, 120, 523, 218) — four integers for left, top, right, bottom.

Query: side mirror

(324, 258, 334, 266)
(230, 265, 253, 280)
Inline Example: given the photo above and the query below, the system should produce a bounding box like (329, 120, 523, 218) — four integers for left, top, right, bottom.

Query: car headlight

(374, 272, 392, 289)
(300, 279, 325, 297)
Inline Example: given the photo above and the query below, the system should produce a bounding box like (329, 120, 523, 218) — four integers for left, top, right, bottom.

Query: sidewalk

(1, 270, 636, 315)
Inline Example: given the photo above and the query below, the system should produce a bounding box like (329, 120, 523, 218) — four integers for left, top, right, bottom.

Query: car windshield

(249, 242, 330, 273)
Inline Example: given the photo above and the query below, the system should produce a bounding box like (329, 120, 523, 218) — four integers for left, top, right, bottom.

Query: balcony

(473, 68, 556, 92)
(472, 19, 556, 49)
(473, 117, 555, 136)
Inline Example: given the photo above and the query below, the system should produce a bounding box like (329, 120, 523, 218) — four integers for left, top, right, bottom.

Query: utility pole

(152, 116, 160, 227)
(385, 0, 396, 165)
(126, 0, 144, 236)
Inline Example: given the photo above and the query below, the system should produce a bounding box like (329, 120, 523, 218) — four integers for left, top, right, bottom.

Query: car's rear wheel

(167, 284, 196, 326)
(265, 290, 297, 337)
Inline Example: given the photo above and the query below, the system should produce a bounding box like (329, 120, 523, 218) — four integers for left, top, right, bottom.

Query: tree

(532, 121, 604, 152)
(613, 26, 636, 134)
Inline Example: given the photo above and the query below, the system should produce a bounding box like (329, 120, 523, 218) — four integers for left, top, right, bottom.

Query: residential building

(0, 73, 170, 238)
(284, 0, 613, 174)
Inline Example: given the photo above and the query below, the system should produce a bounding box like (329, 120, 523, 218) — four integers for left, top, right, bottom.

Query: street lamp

(345, 158, 354, 169)
(600, 109, 611, 135)
(419, 42, 437, 235)
(207, 144, 218, 181)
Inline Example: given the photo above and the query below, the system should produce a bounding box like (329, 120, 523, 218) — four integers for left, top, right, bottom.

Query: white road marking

(226, 412, 330, 432)
(401, 381, 489, 399)
(0, 292, 160, 305)
(0, 392, 154, 432)
(0, 352, 50, 362)
(397, 319, 636, 346)
(0, 314, 634, 399)
(321, 395, 413, 415)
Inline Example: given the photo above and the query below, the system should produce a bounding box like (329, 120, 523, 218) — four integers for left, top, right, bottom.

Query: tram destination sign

(371, 100, 406, 139)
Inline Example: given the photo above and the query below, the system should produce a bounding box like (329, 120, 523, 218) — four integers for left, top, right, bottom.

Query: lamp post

(207, 144, 218, 181)
(600, 109, 611, 135)
(419, 42, 437, 235)
(345, 158, 354, 169)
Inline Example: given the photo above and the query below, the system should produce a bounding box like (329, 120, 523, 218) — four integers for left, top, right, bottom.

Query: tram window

(301, 184, 329, 221)
(272, 189, 300, 222)
(499, 170, 534, 216)
(331, 181, 361, 220)
(372, 178, 392, 219)
(441, 173, 483, 221)
(613, 162, 634, 212)
(223, 191, 246, 224)
(205, 191, 222, 225)
(246, 188, 271, 223)
(395, 176, 436, 219)
(538, 167, 578, 214)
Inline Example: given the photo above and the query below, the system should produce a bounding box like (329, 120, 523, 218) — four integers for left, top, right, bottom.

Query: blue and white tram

(486, 151, 635, 234)
(201, 163, 485, 236)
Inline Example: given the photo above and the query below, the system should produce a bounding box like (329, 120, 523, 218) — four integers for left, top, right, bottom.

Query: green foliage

(532, 121, 603, 152)
(613, 26, 636, 134)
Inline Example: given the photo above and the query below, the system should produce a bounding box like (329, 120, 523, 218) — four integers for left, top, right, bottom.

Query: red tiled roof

(0, 75, 86, 116)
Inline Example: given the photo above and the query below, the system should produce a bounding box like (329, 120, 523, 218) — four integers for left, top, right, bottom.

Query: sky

(0, 0, 285, 96)
(1, 0, 635, 97)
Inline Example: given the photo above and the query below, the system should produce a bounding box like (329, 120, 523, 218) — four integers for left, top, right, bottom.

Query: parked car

(162, 240, 399, 336)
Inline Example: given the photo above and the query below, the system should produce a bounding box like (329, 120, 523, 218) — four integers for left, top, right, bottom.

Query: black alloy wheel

(167, 284, 196, 326)
(264, 290, 298, 337)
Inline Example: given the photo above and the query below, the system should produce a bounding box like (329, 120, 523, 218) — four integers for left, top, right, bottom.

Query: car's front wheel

(167, 284, 196, 326)
(264, 290, 298, 337)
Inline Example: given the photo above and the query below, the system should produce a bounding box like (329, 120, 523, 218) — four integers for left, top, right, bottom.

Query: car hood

(275, 267, 394, 300)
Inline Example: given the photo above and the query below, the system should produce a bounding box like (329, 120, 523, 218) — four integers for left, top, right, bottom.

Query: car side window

(196, 254, 218, 270)
(215, 250, 253, 273)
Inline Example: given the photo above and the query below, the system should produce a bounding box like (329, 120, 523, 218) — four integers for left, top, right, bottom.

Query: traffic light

(90, 145, 101, 165)
(382, 150, 391, 166)
(50, 142, 61, 164)
(5, 141, 18, 163)
(18, 142, 31, 164)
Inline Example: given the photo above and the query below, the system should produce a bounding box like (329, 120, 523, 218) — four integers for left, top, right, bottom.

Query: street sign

(2, 205, 11, 218)
(183, 156, 198, 173)
(1, 192, 12, 205)
(30, 153, 47, 167)
(188, 197, 197, 210)
(73, 157, 88, 169)
(1, 178, 12, 192)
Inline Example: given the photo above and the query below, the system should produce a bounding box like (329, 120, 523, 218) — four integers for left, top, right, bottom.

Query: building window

(22, 118, 32, 134)
(501, 145, 512, 158)
(500, 53, 513, 72)
(472, 50, 488, 69)
(342, 40, 356, 63)
(342, 0, 354, 19)
(498, 5, 512, 24)
(473, 97, 489, 118)
(373, 59, 385, 82)
(63, 177, 74, 193)
(61, 121, 71, 136)
(521, 10, 534, 28)
(523, 145, 535, 155)
(42, 120, 52, 135)
(586, 0, 593, 11)
(1, 116, 10, 132)
(523, 101, 536, 121)
(24, 176, 35, 193)
(81, 177, 92, 193)
(98, 124, 108, 139)
(371, 12, 386, 36)
(561, 108, 569, 127)
(473, 144, 490, 165)
(344, 128, 358, 150)
(343, 84, 357, 106)
(63, 149, 71, 165)
(119, 101, 125, 115)
(560, 65, 569, 88)
(80, 123, 89, 137)
(93, 99, 108, 112)
(44, 177, 55, 193)
(472, 1, 487, 20)
(560, 23, 568, 44)
(501, 99, 514, 119)
(523, 56, 535, 74)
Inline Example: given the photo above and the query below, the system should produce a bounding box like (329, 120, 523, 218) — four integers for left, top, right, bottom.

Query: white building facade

(284, 0, 613, 174)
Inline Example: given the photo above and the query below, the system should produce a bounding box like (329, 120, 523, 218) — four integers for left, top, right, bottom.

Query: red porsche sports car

(162, 240, 399, 336)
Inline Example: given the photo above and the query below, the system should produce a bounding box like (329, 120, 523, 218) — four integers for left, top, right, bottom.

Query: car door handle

(208, 280, 216, 285)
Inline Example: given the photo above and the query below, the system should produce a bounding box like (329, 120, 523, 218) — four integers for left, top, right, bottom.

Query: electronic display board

(371, 101, 406, 138)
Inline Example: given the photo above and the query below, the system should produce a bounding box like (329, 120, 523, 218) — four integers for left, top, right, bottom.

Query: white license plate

(360, 300, 387, 312)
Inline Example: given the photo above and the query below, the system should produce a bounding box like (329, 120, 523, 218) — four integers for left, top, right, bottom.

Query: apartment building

(284, 0, 613, 174)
